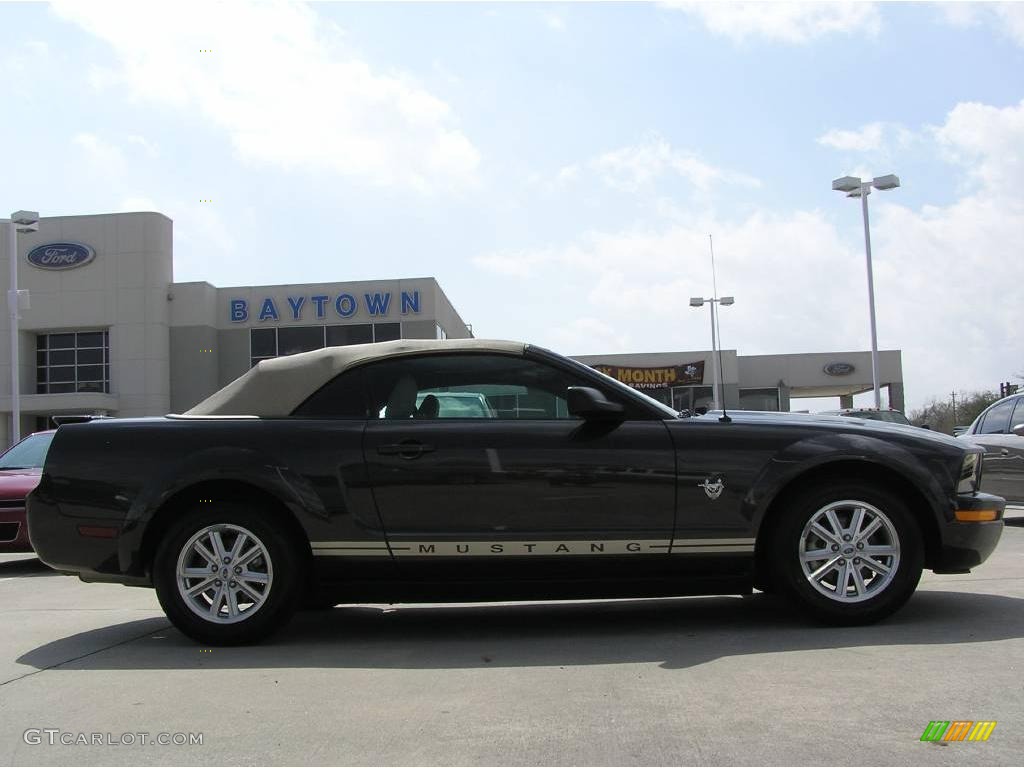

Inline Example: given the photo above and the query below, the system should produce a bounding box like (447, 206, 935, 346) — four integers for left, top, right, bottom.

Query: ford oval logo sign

(824, 362, 855, 376)
(27, 242, 96, 271)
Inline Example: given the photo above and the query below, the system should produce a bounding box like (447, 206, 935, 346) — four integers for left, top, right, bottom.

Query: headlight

(958, 452, 982, 494)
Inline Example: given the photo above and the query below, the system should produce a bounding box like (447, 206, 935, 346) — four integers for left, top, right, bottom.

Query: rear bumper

(931, 492, 1005, 573)
(26, 490, 139, 582)
(0, 506, 32, 552)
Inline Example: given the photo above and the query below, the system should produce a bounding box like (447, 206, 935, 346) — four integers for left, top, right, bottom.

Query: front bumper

(931, 492, 1005, 573)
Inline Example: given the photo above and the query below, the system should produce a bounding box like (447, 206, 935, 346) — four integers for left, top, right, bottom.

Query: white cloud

(25, 40, 50, 57)
(52, 0, 480, 192)
(115, 194, 238, 281)
(73, 132, 127, 174)
(817, 122, 885, 152)
(939, 2, 1024, 47)
(816, 122, 918, 182)
(543, 12, 566, 31)
(473, 210, 866, 357)
(558, 135, 760, 193)
(934, 98, 1024, 195)
(117, 196, 159, 212)
(474, 99, 1024, 409)
(595, 138, 761, 191)
(2, 39, 51, 76)
(663, 1, 881, 43)
(127, 135, 159, 157)
(550, 317, 631, 354)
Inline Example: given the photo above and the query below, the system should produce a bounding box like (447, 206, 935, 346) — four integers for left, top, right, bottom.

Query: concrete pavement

(1, 524, 1022, 766)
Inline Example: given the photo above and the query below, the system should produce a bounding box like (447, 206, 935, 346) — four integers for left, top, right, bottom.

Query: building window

(277, 326, 325, 357)
(671, 385, 714, 412)
(250, 323, 404, 368)
(373, 322, 400, 342)
(326, 324, 372, 347)
(36, 331, 110, 394)
(739, 387, 781, 411)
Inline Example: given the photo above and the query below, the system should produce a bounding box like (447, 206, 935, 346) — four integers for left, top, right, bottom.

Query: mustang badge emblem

(698, 476, 725, 500)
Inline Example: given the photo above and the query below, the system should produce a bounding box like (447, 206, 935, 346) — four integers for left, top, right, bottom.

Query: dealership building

(1, 211, 904, 446)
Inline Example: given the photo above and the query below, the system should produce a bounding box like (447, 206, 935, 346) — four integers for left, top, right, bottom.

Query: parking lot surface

(1, 516, 1022, 766)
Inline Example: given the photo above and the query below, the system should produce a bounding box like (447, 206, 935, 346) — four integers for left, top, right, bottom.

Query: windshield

(0, 432, 55, 470)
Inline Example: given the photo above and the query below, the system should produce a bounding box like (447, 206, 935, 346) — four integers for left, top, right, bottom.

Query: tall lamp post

(832, 174, 899, 410)
(4, 211, 39, 445)
(689, 295, 734, 411)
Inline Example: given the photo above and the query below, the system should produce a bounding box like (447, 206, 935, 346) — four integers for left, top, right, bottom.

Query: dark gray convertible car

(28, 339, 1005, 644)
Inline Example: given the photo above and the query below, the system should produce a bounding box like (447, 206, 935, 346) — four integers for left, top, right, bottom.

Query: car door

(359, 351, 677, 586)
(965, 396, 1024, 504)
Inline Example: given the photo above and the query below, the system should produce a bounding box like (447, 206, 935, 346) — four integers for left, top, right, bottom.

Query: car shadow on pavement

(0, 557, 59, 577)
(16, 589, 1024, 673)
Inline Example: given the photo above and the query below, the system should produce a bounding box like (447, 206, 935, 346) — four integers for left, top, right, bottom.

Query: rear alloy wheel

(772, 484, 923, 625)
(154, 505, 303, 645)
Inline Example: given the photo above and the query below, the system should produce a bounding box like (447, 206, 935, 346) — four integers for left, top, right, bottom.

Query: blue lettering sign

(230, 299, 248, 323)
(287, 296, 306, 320)
(258, 297, 280, 322)
(311, 295, 329, 319)
(335, 293, 357, 318)
(401, 290, 420, 315)
(365, 292, 391, 316)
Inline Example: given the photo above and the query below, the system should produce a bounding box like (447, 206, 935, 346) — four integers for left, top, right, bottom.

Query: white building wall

(0, 212, 173, 445)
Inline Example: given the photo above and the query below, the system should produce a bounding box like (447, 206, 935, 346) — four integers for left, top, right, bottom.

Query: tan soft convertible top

(183, 338, 527, 417)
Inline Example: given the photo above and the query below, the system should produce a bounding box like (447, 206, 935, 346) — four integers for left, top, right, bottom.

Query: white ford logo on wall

(27, 242, 96, 270)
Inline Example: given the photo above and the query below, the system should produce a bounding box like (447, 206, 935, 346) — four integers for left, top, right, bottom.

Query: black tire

(770, 482, 923, 625)
(153, 503, 304, 645)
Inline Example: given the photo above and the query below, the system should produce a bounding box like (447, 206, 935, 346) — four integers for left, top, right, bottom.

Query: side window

(1011, 398, 1024, 432)
(977, 399, 1015, 435)
(291, 368, 369, 418)
(364, 354, 577, 420)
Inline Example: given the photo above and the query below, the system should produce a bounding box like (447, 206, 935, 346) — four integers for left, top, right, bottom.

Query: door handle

(377, 441, 436, 459)
(1000, 448, 1010, 456)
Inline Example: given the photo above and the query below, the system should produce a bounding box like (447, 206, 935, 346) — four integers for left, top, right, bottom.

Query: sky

(1, 0, 1022, 413)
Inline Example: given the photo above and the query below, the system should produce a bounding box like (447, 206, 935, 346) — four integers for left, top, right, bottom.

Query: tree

(908, 390, 1000, 434)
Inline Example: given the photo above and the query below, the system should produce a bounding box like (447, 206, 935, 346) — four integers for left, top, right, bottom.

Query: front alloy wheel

(773, 483, 923, 625)
(799, 500, 900, 604)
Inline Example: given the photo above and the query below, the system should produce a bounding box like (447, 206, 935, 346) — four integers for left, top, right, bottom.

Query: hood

(696, 410, 967, 449)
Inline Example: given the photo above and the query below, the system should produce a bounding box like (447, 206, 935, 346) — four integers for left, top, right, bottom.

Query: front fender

(745, 431, 956, 529)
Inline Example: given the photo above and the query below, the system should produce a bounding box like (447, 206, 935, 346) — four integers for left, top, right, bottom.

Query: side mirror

(1013, 423, 1024, 437)
(567, 387, 625, 421)
(921, 424, 931, 430)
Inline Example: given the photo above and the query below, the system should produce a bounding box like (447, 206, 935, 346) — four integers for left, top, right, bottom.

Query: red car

(0, 431, 56, 552)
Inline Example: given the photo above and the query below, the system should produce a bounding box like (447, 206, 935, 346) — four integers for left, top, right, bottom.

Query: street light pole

(709, 300, 720, 410)
(4, 211, 39, 446)
(832, 174, 900, 411)
(859, 184, 881, 410)
(690, 295, 734, 412)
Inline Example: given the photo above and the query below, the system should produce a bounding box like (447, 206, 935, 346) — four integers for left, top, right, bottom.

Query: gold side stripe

(311, 539, 754, 557)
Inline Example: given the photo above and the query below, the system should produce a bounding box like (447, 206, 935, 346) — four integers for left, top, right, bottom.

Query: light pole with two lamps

(831, 174, 899, 410)
(4, 210, 39, 445)
(688, 295, 733, 412)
